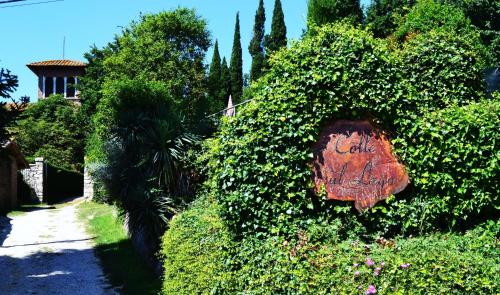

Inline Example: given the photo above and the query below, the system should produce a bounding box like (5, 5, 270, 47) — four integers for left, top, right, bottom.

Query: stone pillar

(20, 157, 45, 203)
(83, 167, 94, 200)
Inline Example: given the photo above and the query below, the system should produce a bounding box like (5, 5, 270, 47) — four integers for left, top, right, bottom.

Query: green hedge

(208, 23, 488, 237)
(392, 99, 500, 232)
(229, 221, 500, 294)
(161, 197, 233, 295)
(161, 198, 499, 294)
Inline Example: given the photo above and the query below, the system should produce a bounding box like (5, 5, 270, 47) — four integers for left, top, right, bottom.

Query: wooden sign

(312, 120, 409, 212)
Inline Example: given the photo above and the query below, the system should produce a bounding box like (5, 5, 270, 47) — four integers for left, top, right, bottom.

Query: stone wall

(83, 167, 94, 200)
(20, 157, 45, 203)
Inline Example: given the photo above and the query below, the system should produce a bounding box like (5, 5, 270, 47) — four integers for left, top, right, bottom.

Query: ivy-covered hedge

(393, 99, 499, 232)
(161, 197, 233, 294)
(161, 198, 500, 294)
(208, 23, 489, 237)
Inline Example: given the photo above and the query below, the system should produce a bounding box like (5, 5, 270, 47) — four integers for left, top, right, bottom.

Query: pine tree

(230, 12, 243, 103)
(307, 0, 363, 26)
(208, 40, 222, 110)
(249, 0, 266, 81)
(266, 0, 287, 52)
(220, 57, 231, 107)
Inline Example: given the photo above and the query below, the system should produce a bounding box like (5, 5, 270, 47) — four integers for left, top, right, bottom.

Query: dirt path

(0, 198, 116, 295)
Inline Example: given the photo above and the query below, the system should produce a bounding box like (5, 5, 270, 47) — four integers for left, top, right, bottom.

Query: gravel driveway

(0, 198, 116, 295)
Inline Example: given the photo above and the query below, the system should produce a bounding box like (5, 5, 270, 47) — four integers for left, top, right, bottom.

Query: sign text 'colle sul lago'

(312, 120, 409, 212)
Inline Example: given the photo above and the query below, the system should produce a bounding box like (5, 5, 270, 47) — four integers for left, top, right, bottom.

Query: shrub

(393, 99, 500, 232)
(161, 197, 233, 295)
(209, 23, 488, 237)
(395, 0, 475, 41)
(398, 29, 486, 116)
(228, 222, 499, 294)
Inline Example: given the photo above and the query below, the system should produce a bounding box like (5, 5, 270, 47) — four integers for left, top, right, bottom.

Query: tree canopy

(307, 0, 363, 26)
(15, 95, 84, 172)
(102, 8, 211, 125)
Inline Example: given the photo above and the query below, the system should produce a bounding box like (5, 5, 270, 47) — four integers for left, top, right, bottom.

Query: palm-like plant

(102, 81, 200, 252)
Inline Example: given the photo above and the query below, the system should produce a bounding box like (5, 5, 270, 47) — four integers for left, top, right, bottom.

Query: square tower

(27, 60, 86, 104)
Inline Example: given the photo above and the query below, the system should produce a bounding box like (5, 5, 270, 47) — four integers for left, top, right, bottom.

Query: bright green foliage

(160, 200, 499, 294)
(249, 0, 266, 81)
(399, 30, 486, 115)
(265, 0, 287, 52)
(395, 0, 476, 41)
(230, 13, 243, 103)
(102, 8, 211, 125)
(208, 23, 488, 237)
(16, 95, 84, 172)
(208, 40, 225, 113)
(365, 0, 415, 38)
(79, 43, 116, 135)
(393, 100, 499, 232)
(307, 0, 363, 27)
(161, 197, 233, 295)
(227, 222, 499, 294)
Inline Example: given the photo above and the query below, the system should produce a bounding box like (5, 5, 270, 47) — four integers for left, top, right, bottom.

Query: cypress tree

(249, 0, 266, 81)
(307, 0, 363, 26)
(220, 57, 231, 107)
(208, 40, 223, 112)
(230, 12, 243, 103)
(266, 0, 287, 52)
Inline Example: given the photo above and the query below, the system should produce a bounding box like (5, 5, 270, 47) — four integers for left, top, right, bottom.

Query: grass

(77, 200, 161, 295)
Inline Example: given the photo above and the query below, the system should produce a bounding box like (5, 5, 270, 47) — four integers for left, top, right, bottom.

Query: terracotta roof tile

(27, 60, 87, 67)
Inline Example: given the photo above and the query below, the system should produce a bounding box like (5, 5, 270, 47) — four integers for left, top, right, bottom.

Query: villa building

(27, 59, 86, 104)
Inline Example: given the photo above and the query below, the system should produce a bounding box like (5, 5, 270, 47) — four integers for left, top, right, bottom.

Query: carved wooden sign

(312, 120, 409, 212)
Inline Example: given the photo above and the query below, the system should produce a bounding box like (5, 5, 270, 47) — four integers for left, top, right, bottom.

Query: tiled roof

(27, 60, 87, 67)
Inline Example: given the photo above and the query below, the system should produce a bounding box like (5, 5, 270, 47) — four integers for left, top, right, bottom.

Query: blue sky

(1, 0, 370, 101)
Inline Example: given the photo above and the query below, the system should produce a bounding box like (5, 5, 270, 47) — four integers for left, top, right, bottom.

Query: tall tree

(220, 57, 231, 107)
(366, 0, 414, 38)
(266, 0, 287, 52)
(307, 0, 363, 26)
(208, 40, 223, 112)
(103, 8, 211, 125)
(249, 0, 266, 81)
(230, 13, 243, 103)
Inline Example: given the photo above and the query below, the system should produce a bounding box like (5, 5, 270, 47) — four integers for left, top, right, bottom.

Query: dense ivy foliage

(161, 197, 233, 295)
(399, 29, 486, 115)
(208, 23, 489, 237)
(393, 99, 499, 232)
(161, 198, 499, 294)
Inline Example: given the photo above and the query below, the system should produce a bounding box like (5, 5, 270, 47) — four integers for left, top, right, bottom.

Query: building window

(44, 77, 53, 97)
(56, 77, 64, 95)
(67, 77, 76, 97)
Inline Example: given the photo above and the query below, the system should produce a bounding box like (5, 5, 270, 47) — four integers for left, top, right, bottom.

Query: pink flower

(365, 285, 377, 294)
(353, 263, 359, 267)
(400, 263, 410, 269)
(366, 258, 375, 267)
(374, 267, 381, 276)
(354, 271, 361, 276)
(380, 262, 385, 267)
